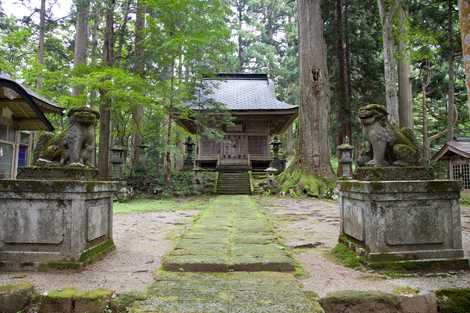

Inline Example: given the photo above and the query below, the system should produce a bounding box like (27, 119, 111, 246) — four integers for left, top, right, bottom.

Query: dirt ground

(260, 197, 470, 297)
(0, 210, 197, 293)
(1, 196, 470, 297)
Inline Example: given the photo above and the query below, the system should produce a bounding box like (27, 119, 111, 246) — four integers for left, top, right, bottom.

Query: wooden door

(222, 135, 241, 159)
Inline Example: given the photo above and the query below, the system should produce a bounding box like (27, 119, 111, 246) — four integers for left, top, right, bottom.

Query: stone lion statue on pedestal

(358, 104, 421, 167)
(34, 107, 100, 167)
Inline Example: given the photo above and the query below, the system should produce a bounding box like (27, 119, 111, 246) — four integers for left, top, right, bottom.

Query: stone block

(320, 291, 438, 313)
(0, 179, 116, 271)
(338, 179, 468, 268)
(0, 282, 34, 313)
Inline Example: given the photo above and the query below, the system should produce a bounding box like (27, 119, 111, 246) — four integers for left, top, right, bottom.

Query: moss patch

(79, 239, 115, 264)
(393, 286, 419, 296)
(436, 288, 470, 313)
(0, 282, 33, 295)
(47, 288, 112, 300)
(131, 272, 322, 313)
(330, 243, 362, 269)
(113, 197, 207, 214)
(277, 168, 335, 198)
(162, 195, 296, 272)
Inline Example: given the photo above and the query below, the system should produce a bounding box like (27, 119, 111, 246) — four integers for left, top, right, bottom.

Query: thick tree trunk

(335, 0, 352, 150)
(98, 0, 115, 180)
(459, 0, 470, 115)
(398, 7, 413, 129)
(286, 124, 295, 155)
(72, 0, 90, 97)
(237, 1, 244, 71)
(449, 0, 457, 140)
(131, 0, 145, 175)
(115, 0, 132, 64)
(36, 0, 46, 88)
(378, 0, 400, 125)
(297, 0, 333, 178)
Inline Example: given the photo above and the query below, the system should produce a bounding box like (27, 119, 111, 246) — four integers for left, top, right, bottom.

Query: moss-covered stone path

(131, 196, 323, 313)
(162, 196, 295, 272)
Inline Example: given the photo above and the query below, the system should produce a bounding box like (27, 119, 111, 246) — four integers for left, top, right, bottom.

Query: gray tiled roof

(190, 73, 296, 111)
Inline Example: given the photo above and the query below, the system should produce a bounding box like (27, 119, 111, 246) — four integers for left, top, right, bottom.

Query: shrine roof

(188, 73, 297, 112)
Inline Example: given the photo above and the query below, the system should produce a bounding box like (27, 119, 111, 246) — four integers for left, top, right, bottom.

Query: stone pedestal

(338, 179, 469, 269)
(0, 179, 116, 271)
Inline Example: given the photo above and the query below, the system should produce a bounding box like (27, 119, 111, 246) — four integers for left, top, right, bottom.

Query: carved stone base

(353, 166, 433, 181)
(17, 166, 99, 181)
(0, 179, 117, 271)
(338, 179, 468, 269)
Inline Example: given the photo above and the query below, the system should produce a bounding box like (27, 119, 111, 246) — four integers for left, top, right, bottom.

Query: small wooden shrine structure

(176, 73, 298, 170)
(433, 138, 470, 190)
(0, 74, 63, 178)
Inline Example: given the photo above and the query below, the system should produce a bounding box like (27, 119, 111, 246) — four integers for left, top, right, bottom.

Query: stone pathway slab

(129, 272, 323, 313)
(162, 196, 295, 272)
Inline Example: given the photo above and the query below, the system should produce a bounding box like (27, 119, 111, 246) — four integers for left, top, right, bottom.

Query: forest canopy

(0, 0, 469, 180)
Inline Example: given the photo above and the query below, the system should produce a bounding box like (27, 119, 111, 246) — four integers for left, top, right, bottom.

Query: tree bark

(449, 0, 458, 140)
(115, 0, 132, 64)
(36, 0, 46, 88)
(237, 1, 244, 71)
(131, 0, 145, 175)
(297, 0, 333, 178)
(98, 0, 115, 180)
(459, 0, 470, 116)
(398, 6, 413, 128)
(335, 0, 352, 150)
(378, 0, 400, 125)
(72, 0, 90, 97)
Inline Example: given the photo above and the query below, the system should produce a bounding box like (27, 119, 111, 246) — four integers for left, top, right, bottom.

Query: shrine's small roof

(0, 73, 64, 131)
(433, 138, 470, 160)
(189, 73, 297, 112)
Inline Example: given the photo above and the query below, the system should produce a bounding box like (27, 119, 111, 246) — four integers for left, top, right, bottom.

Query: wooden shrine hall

(177, 73, 298, 171)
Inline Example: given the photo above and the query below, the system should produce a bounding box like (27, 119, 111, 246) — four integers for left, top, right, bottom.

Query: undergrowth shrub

(277, 168, 335, 199)
(128, 171, 217, 197)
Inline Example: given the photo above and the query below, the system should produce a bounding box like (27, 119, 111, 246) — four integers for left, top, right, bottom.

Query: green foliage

(436, 288, 470, 313)
(277, 168, 335, 199)
(129, 171, 217, 197)
(330, 243, 362, 269)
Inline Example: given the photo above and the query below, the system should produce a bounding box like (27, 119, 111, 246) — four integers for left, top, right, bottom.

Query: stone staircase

(217, 170, 251, 195)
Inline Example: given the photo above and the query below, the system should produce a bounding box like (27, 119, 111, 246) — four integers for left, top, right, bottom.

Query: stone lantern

(337, 136, 353, 179)
(269, 136, 283, 171)
(111, 143, 128, 179)
(184, 137, 195, 170)
(135, 143, 149, 175)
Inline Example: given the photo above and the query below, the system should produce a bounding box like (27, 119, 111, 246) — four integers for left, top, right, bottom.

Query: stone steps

(217, 171, 251, 195)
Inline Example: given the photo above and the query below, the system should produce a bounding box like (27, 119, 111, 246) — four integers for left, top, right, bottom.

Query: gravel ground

(260, 197, 470, 297)
(0, 210, 197, 293)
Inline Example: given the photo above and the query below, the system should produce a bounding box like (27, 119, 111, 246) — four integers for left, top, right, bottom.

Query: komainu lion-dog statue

(34, 107, 99, 167)
(358, 104, 421, 167)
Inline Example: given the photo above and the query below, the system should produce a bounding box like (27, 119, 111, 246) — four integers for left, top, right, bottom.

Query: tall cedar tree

(131, 0, 145, 174)
(72, 0, 90, 97)
(36, 0, 46, 88)
(297, 0, 333, 178)
(377, 0, 401, 125)
(98, 0, 115, 179)
(459, 0, 470, 115)
(335, 0, 352, 152)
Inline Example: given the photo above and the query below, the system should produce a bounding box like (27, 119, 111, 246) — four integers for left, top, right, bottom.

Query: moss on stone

(393, 286, 419, 296)
(436, 288, 470, 313)
(79, 239, 115, 264)
(354, 166, 433, 181)
(322, 290, 399, 304)
(0, 282, 33, 295)
(330, 243, 362, 269)
(43, 261, 82, 270)
(47, 288, 111, 300)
